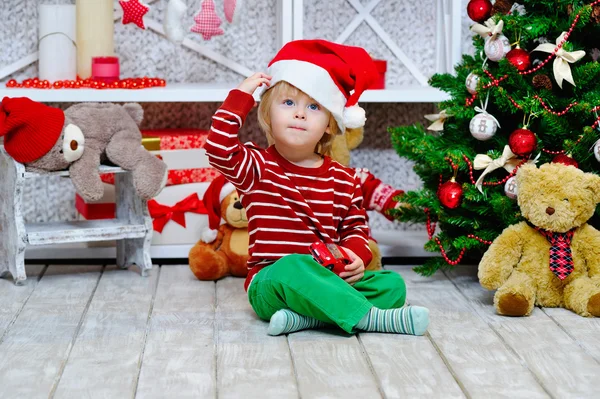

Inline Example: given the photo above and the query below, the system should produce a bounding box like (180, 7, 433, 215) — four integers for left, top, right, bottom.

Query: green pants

(247, 254, 407, 333)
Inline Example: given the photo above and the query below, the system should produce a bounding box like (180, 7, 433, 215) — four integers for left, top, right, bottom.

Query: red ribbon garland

(148, 193, 208, 233)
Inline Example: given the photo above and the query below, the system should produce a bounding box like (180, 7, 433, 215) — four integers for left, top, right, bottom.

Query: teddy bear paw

(587, 293, 600, 317)
(497, 292, 531, 316)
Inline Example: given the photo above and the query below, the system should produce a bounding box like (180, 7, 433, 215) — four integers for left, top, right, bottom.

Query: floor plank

(542, 307, 600, 365)
(215, 277, 298, 399)
(0, 265, 44, 344)
(388, 266, 549, 398)
(52, 266, 159, 399)
(0, 265, 102, 399)
(447, 266, 600, 399)
(288, 329, 382, 398)
(136, 266, 217, 399)
(359, 332, 466, 398)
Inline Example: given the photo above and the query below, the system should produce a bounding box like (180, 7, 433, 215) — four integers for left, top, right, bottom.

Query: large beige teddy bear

(478, 162, 600, 317)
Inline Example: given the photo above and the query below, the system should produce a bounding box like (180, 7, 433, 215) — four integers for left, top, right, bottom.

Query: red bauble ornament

(509, 128, 537, 157)
(467, 0, 493, 23)
(438, 179, 463, 209)
(506, 47, 531, 71)
(552, 154, 579, 168)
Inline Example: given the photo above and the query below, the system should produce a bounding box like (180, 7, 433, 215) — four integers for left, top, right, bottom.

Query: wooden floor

(1, 264, 600, 399)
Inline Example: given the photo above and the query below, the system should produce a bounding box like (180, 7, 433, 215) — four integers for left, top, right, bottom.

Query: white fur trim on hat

(219, 182, 235, 202)
(343, 105, 366, 129)
(266, 59, 348, 134)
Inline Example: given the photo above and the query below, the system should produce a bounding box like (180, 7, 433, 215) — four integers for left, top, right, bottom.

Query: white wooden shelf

(0, 83, 448, 103)
(25, 220, 148, 246)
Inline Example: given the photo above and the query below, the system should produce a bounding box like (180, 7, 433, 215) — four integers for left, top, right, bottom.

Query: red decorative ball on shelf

(506, 47, 531, 71)
(6, 79, 17, 88)
(552, 154, 579, 168)
(508, 128, 537, 157)
(438, 179, 463, 209)
(467, 0, 493, 23)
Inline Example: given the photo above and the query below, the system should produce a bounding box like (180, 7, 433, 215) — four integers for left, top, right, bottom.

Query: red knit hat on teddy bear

(201, 174, 236, 243)
(0, 96, 65, 163)
(265, 39, 379, 134)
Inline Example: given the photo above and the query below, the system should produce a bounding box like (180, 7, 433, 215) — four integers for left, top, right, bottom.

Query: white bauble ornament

(469, 113, 498, 141)
(465, 72, 480, 94)
(504, 175, 518, 200)
(484, 34, 511, 61)
(594, 140, 600, 162)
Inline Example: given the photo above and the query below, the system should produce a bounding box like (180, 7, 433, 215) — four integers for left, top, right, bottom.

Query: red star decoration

(119, 0, 150, 30)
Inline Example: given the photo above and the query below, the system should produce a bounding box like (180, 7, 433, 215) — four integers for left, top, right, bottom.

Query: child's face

(268, 88, 331, 153)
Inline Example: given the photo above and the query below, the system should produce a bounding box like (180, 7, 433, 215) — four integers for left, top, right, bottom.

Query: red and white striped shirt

(205, 90, 372, 290)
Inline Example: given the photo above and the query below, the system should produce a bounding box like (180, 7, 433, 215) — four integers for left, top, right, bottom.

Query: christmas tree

(390, 0, 600, 276)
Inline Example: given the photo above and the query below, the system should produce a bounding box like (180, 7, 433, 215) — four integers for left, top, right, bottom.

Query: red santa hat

(0, 97, 65, 163)
(201, 174, 236, 243)
(265, 39, 379, 134)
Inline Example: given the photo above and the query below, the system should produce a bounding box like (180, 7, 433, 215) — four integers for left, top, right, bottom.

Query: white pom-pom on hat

(343, 105, 366, 129)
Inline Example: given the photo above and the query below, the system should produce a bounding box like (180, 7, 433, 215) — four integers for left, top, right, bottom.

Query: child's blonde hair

(258, 81, 339, 156)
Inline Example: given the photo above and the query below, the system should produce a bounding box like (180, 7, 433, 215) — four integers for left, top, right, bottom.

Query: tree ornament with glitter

(465, 72, 480, 94)
(509, 128, 537, 157)
(467, 0, 493, 23)
(504, 175, 518, 200)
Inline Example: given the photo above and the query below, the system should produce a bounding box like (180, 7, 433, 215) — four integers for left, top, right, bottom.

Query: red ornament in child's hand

(507, 47, 531, 71)
(509, 128, 537, 157)
(552, 154, 579, 168)
(438, 179, 463, 209)
(467, 0, 493, 23)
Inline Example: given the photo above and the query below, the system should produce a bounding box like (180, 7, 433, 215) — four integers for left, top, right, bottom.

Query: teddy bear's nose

(546, 207, 555, 215)
(233, 201, 243, 210)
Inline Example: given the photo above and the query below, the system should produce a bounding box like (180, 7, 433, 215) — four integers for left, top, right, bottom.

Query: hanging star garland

(119, 0, 150, 30)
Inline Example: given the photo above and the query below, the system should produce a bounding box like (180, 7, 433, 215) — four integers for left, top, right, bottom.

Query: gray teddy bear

(0, 97, 167, 202)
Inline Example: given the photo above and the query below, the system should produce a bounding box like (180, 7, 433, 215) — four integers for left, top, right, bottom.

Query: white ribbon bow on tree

(473, 145, 532, 193)
(470, 18, 504, 40)
(424, 109, 451, 131)
(533, 32, 586, 88)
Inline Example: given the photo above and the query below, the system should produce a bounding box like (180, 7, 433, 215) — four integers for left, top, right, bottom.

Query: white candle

(38, 4, 77, 82)
(76, 0, 114, 79)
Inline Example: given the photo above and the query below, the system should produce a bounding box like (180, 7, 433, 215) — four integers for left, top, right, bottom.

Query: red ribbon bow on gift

(148, 193, 208, 233)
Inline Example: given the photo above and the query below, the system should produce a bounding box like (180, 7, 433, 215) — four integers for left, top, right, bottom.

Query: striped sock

(356, 306, 429, 336)
(268, 309, 327, 336)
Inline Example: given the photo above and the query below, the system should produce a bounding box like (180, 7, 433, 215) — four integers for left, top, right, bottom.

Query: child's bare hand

(338, 246, 365, 285)
(237, 72, 272, 95)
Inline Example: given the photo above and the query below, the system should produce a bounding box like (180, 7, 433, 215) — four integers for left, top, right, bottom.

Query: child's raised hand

(236, 72, 272, 95)
(338, 246, 365, 285)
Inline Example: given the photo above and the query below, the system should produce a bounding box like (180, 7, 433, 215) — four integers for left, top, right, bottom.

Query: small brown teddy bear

(478, 162, 600, 317)
(0, 97, 167, 202)
(189, 175, 249, 280)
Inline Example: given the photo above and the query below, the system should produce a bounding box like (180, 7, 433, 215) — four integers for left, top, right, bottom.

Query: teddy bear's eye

(563, 198, 569, 202)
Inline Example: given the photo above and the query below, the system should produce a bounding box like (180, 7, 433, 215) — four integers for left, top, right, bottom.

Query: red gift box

(370, 59, 387, 90)
(141, 129, 210, 150)
(100, 167, 220, 186)
(75, 192, 116, 220)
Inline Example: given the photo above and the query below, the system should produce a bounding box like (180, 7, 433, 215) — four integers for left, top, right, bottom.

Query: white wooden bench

(0, 146, 153, 285)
